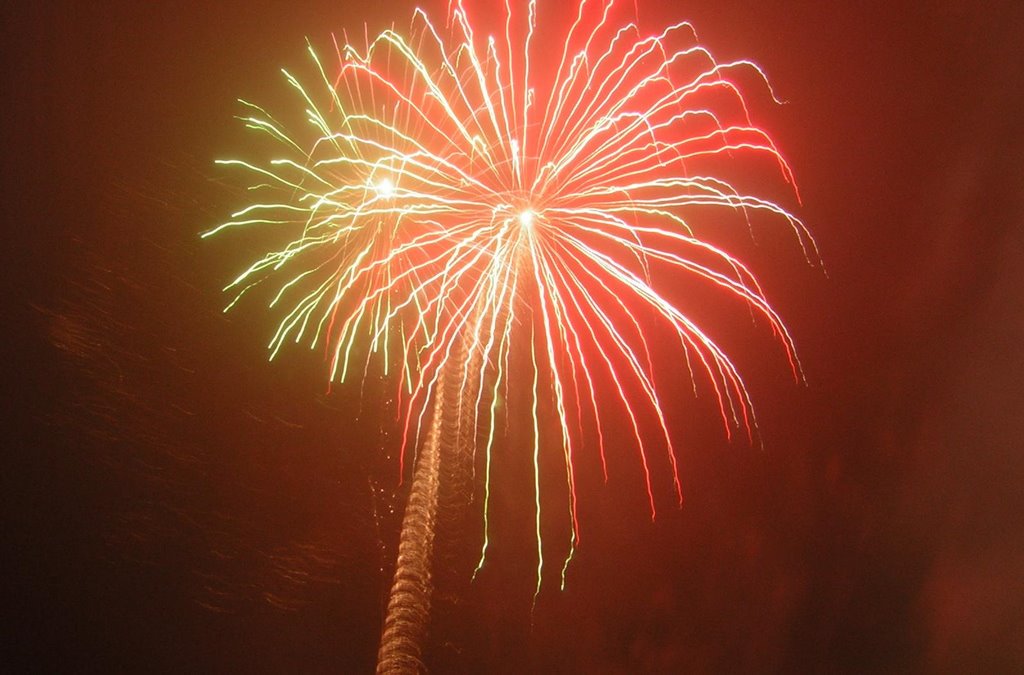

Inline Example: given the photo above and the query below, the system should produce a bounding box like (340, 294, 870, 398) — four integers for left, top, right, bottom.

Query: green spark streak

(473, 303, 511, 579)
(531, 332, 543, 605)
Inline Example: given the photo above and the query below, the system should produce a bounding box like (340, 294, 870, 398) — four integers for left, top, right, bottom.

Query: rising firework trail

(207, 0, 817, 670)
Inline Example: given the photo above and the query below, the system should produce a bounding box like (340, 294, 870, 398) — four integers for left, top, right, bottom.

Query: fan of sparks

(206, 0, 817, 589)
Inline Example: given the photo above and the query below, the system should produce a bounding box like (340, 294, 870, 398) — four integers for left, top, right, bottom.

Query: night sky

(6, 1, 1024, 672)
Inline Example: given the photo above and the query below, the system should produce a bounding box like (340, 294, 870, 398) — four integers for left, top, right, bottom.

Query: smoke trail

(377, 340, 477, 673)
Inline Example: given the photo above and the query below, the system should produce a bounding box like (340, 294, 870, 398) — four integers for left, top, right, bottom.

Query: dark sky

(5, 1, 1024, 672)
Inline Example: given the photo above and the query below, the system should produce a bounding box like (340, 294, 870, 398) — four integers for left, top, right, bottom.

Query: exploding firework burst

(206, 0, 816, 596)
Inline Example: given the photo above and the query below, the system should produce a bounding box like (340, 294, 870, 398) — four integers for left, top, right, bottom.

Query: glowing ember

(375, 178, 395, 199)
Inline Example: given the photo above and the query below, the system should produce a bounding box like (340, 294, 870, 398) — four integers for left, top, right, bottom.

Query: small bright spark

(519, 209, 535, 229)
(375, 178, 395, 199)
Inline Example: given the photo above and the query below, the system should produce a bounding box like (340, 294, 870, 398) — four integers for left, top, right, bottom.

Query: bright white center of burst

(375, 178, 395, 198)
(519, 209, 535, 229)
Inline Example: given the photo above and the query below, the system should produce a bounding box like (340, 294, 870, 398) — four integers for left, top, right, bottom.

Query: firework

(208, 0, 815, 662)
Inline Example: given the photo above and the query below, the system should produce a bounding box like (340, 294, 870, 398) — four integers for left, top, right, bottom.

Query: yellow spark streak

(530, 327, 544, 605)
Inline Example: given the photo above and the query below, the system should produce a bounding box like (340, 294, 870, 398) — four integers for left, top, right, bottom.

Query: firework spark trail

(208, 0, 817, 602)
(376, 338, 471, 674)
